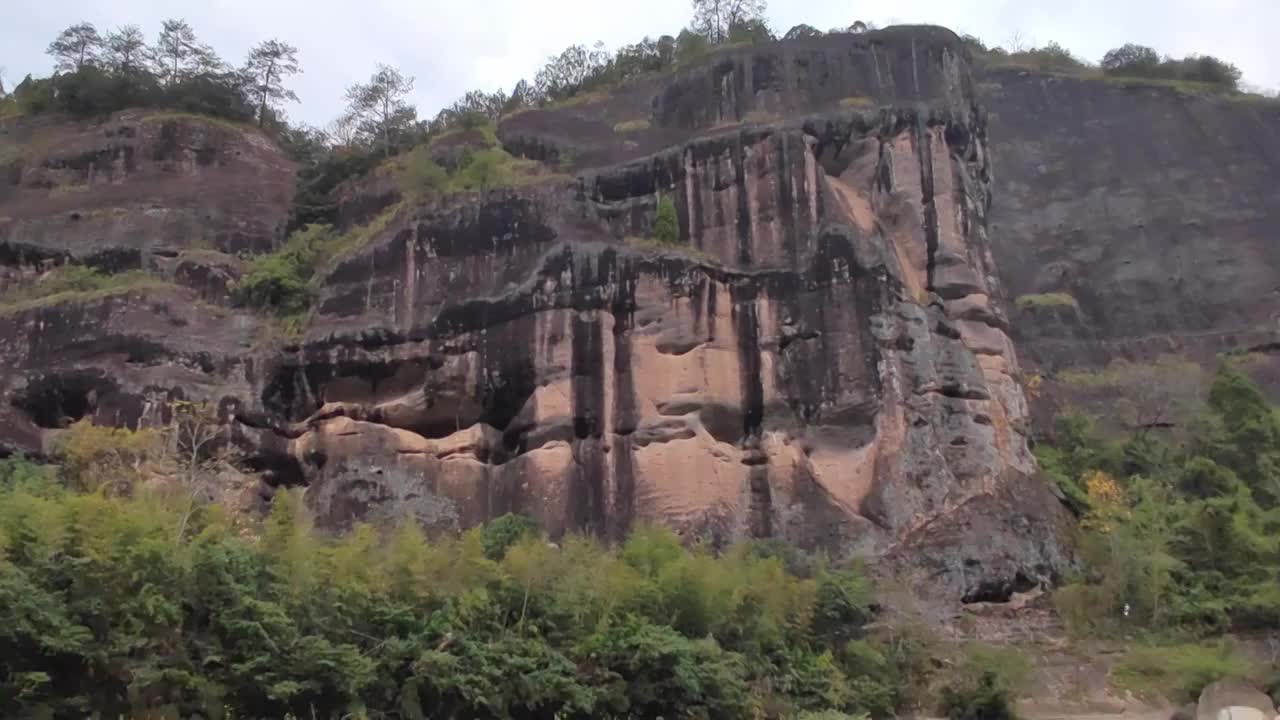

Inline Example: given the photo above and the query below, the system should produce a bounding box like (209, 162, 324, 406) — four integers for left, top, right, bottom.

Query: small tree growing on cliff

(47, 22, 104, 73)
(243, 38, 301, 127)
(654, 195, 679, 245)
(167, 400, 226, 541)
(345, 63, 416, 157)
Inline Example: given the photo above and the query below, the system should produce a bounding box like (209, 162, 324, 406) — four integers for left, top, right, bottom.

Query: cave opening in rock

(13, 371, 118, 429)
(960, 571, 1038, 604)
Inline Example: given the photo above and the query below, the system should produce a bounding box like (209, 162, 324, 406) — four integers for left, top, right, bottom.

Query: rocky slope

(25, 27, 1262, 600)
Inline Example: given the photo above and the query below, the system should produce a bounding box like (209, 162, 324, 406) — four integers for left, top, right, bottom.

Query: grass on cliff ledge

(396, 143, 563, 198)
(613, 118, 652, 133)
(0, 265, 169, 315)
(1014, 292, 1078, 310)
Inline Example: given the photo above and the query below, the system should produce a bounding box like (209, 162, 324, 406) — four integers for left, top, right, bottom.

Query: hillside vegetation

(0, 439, 932, 719)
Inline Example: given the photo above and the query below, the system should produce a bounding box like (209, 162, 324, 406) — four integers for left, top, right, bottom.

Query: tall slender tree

(243, 39, 301, 127)
(344, 63, 416, 156)
(47, 22, 104, 72)
(150, 18, 221, 86)
(103, 25, 148, 75)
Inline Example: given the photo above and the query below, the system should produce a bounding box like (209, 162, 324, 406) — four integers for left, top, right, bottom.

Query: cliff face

(0, 29, 1077, 600)
(0, 111, 290, 458)
(983, 71, 1280, 372)
(0, 111, 294, 269)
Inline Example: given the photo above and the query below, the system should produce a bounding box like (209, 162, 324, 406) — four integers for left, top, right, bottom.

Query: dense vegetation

(1038, 363, 1280, 633)
(0, 20, 295, 126)
(0, 426, 940, 719)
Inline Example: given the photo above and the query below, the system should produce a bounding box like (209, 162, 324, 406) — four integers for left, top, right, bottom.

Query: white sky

(5, 0, 1279, 127)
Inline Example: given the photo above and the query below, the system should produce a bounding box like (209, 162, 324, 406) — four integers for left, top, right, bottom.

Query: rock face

(983, 71, 1280, 373)
(0, 112, 290, 454)
(0, 28, 1083, 600)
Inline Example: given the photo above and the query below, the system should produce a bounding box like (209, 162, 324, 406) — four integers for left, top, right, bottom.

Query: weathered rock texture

(0, 110, 294, 277)
(0, 111, 289, 454)
(0, 28, 1087, 600)
(983, 71, 1280, 373)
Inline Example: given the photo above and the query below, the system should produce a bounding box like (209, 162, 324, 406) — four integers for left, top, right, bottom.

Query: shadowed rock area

(0, 26, 1124, 600)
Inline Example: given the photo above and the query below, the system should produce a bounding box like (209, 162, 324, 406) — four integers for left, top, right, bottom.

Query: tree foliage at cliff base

(0, 439, 925, 719)
(1042, 363, 1280, 635)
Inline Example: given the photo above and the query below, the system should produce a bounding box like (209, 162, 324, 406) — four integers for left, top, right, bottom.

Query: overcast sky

(5, 0, 1279, 127)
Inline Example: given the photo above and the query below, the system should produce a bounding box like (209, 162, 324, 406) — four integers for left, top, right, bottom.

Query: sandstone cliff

(0, 27, 1099, 601)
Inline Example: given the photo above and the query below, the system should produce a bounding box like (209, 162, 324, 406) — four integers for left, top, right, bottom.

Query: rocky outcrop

(500, 25, 973, 170)
(0, 110, 295, 275)
(244, 29, 1069, 598)
(0, 28, 1075, 600)
(0, 110, 290, 454)
(0, 284, 261, 454)
(1196, 680, 1277, 720)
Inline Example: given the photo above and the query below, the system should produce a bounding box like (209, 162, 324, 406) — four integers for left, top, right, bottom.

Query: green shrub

(0, 143, 22, 172)
(676, 29, 713, 64)
(480, 512, 541, 561)
(12, 66, 256, 123)
(0, 455, 56, 493)
(940, 670, 1018, 720)
(0, 94, 21, 120)
(1101, 44, 1242, 93)
(452, 147, 506, 191)
(392, 141, 555, 197)
(654, 194, 679, 245)
(399, 145, 449, 195)
(238, 223, 340, 315)
(987, 42, 1090, 74)
(1040, 362, 1280, 637)
(812, 567, 875, 644)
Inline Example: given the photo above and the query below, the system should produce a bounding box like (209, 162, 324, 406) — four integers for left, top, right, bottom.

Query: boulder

(1197, 680, 1277, 720)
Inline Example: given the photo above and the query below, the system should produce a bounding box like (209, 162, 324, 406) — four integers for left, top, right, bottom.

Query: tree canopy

(344, 63, 417, 156)
(244, 39, 301, 127)
(0, 443, 917, 718)
(47, 22, 103, 73)
(1042, 363, 1280, 634)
